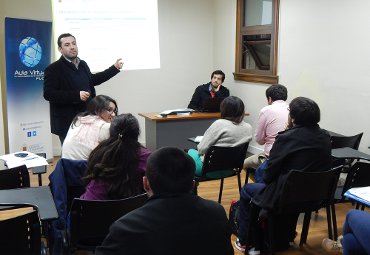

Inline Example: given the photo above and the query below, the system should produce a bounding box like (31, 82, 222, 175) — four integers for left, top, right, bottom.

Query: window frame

(234, 0, 280, 84)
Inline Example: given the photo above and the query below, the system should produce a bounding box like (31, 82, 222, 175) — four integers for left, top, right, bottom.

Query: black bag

(228, 200, 240, 235)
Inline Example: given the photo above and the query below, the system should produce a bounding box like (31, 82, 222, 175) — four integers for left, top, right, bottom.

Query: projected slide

(52, 0, 160, 71)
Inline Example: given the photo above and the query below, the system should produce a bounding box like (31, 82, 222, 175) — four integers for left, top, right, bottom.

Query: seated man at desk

(188, 70, 230, 111)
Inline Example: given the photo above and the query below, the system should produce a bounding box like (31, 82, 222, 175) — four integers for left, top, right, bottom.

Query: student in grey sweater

(188, 96, 252, 175)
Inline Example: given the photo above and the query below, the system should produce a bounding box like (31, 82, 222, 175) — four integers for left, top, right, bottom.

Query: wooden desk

(139, 112, 221, 151)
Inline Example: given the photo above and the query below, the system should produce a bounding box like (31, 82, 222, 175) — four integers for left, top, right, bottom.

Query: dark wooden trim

(233, 72, 279, 84)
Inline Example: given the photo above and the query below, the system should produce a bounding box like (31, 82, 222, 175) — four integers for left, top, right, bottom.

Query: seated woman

(62, 95, 118, 160)
(80, 113, 151, 200)
(188, 96, 252, 176)
(235, 97, 332, 254)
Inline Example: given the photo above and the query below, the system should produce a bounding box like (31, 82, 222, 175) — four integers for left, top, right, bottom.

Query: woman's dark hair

(220, 96, 245, 124)
(265, 84, 288, 101)
(83, 113, 143, 199)
(289, 97, 320, 126)
(71, 95, 118, 127)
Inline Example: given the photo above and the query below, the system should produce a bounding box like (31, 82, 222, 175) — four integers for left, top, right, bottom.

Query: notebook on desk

(201, 97, 225, 112)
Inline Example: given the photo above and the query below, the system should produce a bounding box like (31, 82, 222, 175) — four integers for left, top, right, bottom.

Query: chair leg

(38, 174, 43, 186)
(218, 179, 224, 203)
(237, 172, 242, 192)
(300, 212, 312, 246)
(331, 204, 338, 240)
(245, 170, 249, 184)
(326, 205, 333, 239)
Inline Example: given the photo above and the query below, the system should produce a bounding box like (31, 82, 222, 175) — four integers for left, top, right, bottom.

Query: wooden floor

(1, 158, 363, 255)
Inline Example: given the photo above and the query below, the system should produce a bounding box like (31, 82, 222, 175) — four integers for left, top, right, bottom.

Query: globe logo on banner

(19, 37, 42, 67)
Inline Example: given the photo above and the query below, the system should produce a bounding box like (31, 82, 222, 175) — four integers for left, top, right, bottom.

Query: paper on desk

(0, 151, 48, 169)
(345, 186, 370, 204)
(194, 136, 203, 143)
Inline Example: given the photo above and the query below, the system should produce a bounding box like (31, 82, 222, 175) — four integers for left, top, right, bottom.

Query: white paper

(194, 136, 203, 143)
(346, 186, 370, 203)
(0, 151, 48, 169)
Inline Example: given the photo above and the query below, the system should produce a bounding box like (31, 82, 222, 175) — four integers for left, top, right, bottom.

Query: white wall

(1, 0, 370, 155)
(215, 0, 370, 153)
(1, 0, 215, 155)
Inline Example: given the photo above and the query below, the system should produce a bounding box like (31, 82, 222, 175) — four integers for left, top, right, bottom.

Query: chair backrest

(341, 162, 370, 196)
(0, 165, 30, 190)
(69, 193, 148, 250)
(331, 132, 363, 150)
(201, 142, 249, 178)
(277, 167, 341, 214)
(0, 206, 42, 254)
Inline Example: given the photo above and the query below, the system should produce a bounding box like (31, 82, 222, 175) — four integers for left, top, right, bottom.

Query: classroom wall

(214, 0, 370, 153)
(1, 0, 369, 155)
(0, 0, 215, 155)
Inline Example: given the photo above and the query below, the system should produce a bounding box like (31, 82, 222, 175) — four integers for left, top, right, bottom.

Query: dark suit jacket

(188, 83, 230, 110)
(96, 193, 234, 255)
(43, 56, 119, 137)
(253, 124, 332, 210)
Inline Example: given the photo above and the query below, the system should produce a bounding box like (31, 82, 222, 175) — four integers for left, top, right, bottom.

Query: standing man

(188, 70, 230, 111)
(96, 147, 234, 255)
(243, 84, 289, 182)
(43, 33, 123, 144)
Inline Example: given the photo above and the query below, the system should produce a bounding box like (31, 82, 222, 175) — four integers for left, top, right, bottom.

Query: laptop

(201, 97, 225, 112)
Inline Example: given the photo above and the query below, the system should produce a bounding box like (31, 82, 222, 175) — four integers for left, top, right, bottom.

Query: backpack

(228, 200, 240, 235)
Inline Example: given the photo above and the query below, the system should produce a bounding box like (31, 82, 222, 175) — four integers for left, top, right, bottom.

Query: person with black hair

(96, 147, 234, 255)
(235, 97, 332, 254)
(44, 33, 123, 144)
(188, 96, 252, 175)
(243, 84, 289, 181)
(80, 113, 151, 200)
(62, 95, 118, 160)
(188, 70, 230, 110)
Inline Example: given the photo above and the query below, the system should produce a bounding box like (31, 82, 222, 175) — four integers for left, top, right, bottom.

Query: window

(234, 0, 279, 84)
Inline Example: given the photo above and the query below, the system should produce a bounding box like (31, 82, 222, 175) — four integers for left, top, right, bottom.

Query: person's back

(62, 115, 110, 160)
(97, 194, 232, 255)
(62, 95, 118, 160)
(244, 85, 289, 175)
(96, 147, 233, 255)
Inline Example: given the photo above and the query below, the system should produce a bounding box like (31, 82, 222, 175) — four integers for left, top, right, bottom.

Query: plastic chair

(331, 132, 363, 170)
(254, 167, 340, 253)
(194, 142, 249, 203)
(68, 193, 148, 252)
(331, 161, 370, 240)
(0, 164, 30, 190)
(0, 205, 46, 254)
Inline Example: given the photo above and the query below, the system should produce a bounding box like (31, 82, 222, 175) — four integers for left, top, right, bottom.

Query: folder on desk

(344, 186, 370, 206)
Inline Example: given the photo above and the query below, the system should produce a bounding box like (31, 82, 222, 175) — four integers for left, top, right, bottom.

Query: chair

(32, 153, 47, 186)
(331, 161, 370, 240)
(48, 158, 87, 255)
(256, 167, 340, 252)
(0, 164, 30, 189)
(0, 205, 46, 254)
(331, 132, 363, 170)
(194, 142, 249, 203)
(68, 193, 148, 252)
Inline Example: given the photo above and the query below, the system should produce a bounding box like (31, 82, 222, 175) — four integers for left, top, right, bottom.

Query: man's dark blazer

(96, 193, 234, 255)
(253, 124, 332, 210)
(188, 82, 230, 110)
(43, 56, 119, 137)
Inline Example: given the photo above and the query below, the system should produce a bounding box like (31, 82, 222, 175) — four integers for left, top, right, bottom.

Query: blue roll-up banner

(4, 17, 53, 159)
